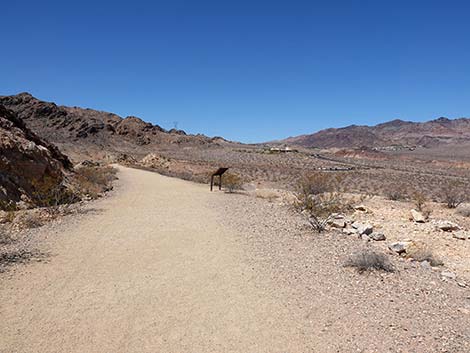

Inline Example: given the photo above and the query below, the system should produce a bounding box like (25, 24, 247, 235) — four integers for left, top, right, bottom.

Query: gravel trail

(0, 166, 317, 353)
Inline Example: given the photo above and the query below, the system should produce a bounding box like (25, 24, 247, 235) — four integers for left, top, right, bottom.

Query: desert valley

(1, 93, 470, 352)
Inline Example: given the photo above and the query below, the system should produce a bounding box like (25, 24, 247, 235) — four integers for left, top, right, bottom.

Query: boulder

(410, 209, 426, 223)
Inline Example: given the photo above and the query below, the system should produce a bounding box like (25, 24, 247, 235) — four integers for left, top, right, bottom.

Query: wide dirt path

(0, 167, 315, 353)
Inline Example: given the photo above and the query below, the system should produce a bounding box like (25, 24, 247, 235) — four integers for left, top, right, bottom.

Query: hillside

(281, 118, 470, 149)
(0, 93, 233, 162)
(0, 105, 72, 207)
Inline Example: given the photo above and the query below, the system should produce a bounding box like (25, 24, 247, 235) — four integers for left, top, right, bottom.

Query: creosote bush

(440, 180, 466, 209)
(294, 172, 351, 232)
(345, 249, 394, 273)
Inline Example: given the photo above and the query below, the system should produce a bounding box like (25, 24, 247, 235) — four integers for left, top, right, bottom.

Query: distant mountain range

(280, 117, 470, 149)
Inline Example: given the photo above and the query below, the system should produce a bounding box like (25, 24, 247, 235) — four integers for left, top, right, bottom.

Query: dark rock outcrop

(0, 105, 71, 208)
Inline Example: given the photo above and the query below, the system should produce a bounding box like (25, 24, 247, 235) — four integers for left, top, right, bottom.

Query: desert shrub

(294, 172, 351, 232)
(31, 175, 76, 208)
(456, 204, 470, 217)
(440, 180, 466, 208)
(73, 166, 118, 199)
(405, 244, 443, 266)
(223, 173, 244, 193)
(412, 191, 427, 212)
(0, 200, 18, 212)
(345, 249, 394, 273)
(386, 184, 407, 201)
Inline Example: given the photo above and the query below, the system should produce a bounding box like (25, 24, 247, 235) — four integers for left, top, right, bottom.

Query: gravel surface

(1, 166, 469, 353)
(210, 192, 470, 352)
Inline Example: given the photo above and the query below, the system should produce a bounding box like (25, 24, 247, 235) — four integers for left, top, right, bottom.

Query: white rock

(327, 219, 346, 228)
(441, 271, 457, 280)
(410, 209, 426, 223)
(355, 223, 373, 236)
(435, 220, 461, 232)
(453, 231, 468, 240)
(361, 234, 371, 241)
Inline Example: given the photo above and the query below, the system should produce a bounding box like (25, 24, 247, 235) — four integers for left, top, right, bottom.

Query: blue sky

(2, 0, 470, 143)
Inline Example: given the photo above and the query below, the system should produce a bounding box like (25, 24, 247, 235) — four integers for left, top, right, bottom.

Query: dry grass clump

(223, 173, 244, 193)
(294, 172, 351, 232)
(405, 243, 443, 266)
(345, 249, 394, 273)
(73, 166, 118, 199)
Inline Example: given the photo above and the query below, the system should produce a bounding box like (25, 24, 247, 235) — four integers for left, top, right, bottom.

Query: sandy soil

(1, 166, 469, 353)
(0, 166, 317, 353)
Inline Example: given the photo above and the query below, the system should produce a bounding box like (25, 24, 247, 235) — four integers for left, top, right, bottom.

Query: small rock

(342, 227, 356, 235)
(353, 222, 373, 235)
(420, 260, 432, 270)
(453, 231, 468, 240)
(388, 241, 412, 254)
(327, 219, 346, 228)
(370, 232, 386, 241)
(354, 205, 367, 212)
(435, 220, 461, 232)
(457, 282, 467, 288)
(441, 271, 457, 280)
(410, 209, 426, 223)
(361, 234, 371, 241)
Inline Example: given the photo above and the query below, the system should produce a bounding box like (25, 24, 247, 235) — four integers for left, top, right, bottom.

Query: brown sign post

(210, 167, 229, 191)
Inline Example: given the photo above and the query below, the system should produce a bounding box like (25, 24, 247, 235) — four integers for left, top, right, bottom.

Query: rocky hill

(0, 93, 232, 162)
(281, 118, 470, 149)
(0, 105, 72, 208)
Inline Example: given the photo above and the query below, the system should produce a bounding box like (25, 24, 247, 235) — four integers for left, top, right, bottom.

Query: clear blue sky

(2, 0, 470, 143)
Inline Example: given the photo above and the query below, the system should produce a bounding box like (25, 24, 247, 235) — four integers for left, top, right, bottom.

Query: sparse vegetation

(223, 173, 244, 193)
(440, 180, 466, 209)
(32, 175, 77, 208)
(0, 200, 18, 212)
(345, 249, 394, 273)
(73, 165, 118, 199)
(405, 244, 443, 266)
(412, 191, 427, 212)
(294, 172, 351, 232)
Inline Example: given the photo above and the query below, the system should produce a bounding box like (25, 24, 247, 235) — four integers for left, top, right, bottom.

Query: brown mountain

(281, 118, 470, 149)
(0, 93, 231, 162)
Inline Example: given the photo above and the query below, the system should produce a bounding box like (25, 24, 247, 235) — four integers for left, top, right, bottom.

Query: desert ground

(1, 166, 469, 353)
